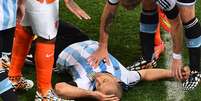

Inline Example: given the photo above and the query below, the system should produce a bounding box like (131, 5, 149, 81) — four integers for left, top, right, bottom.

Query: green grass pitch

(3, 0, 201, 101)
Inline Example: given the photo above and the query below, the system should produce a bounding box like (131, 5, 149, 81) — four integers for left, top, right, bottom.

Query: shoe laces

(1, 54, 10, 62)
(188, 71, 201, 82)
(9, 76, 32, 90)
(36, 89, 62, 101)
(1, 54, 11, 69)
(127, 56, 157, 71)
(183, 70, 201, 91)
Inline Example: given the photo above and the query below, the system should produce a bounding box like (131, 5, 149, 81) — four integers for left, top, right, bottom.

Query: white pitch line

(163, 32, 185, 101)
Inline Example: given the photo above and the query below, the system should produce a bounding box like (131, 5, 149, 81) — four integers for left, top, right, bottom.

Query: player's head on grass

(95, 72, 123, 99)
(120, 0, 141, 10)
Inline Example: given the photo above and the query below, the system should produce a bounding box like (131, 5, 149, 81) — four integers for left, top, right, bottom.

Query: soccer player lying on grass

(6, 20, 190, 100)
(54, 40, 190, 101)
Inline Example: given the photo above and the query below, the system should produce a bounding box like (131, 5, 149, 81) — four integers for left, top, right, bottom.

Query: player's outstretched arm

(55, 82, 119, 101)
(138, 66, 190, 81)
(87, 1, 118, 68)
(138, 69, 173, 81)
(64, 0, 91, 20)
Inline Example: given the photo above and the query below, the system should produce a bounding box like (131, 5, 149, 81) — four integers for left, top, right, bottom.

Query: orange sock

(154, 24, 162, 46)
(35, 42, 55, 95)
(37, 0, 55, 4)
(8, 24, 33, 77)
(159, 8, 171, 33)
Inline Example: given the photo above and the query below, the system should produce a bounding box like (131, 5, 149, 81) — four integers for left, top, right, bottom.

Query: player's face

(95, 73, 117, 90)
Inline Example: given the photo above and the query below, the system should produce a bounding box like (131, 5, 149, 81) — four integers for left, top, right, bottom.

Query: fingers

(87, 48, 109, 68)
(66, 1, 91, 20)
(94, 91, 119, 101)
(175, 67, 181, 80)
(66, 4, 82, 19)
(87, 56, 99, 68)
(71, 1, 90, 20)
(75, 8, 91, 20)
(177, 60, 183, 80)
(104, 97, 119, 101)
(178, 67, 183, 80)
(17, 15, 24, 24)
(103, 94, 120, 101)
(88, 56, 110, 68)
(105, 57, 110, 66)
(174, 65, 181, 80)
(171, 59, 183, 80)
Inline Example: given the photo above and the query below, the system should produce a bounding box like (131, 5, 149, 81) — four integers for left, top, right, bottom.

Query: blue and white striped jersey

(0, 0, 18, 30)
(0, 68, 13, 94)
(56, 40, 141, 90)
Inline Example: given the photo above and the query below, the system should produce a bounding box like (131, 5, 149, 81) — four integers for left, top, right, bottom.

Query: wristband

(108, 0, 119, 5)
(172, 53, 182, 60)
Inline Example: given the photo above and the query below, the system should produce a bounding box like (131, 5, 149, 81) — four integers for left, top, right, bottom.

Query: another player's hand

(93, 91, 120, 101)
(171, 58, 183, 80)
(0, 59, 2, 67)
(17, 2, 25, 24)
(87, 47, 110, 68)
(64, 0, 91, 20)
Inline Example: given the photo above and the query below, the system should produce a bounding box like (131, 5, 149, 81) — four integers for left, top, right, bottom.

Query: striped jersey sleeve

(0, 68, 13, 94)
(0, 0, 18, 30)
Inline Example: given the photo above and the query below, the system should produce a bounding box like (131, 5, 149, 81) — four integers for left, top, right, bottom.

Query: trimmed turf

(2, 0, 200, 100)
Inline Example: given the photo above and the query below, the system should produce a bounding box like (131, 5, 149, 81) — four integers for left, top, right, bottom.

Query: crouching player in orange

(8, 0, 90, 100)
(154, 8, 171, 59)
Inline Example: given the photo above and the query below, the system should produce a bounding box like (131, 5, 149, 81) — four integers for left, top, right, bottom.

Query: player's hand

(0, 59, 2, 67)
(64, 0, 91, 20)
(17, 1, 25, 24)
(171, 58, 183, 80)
(181, 65, 190, 80)
(93, 91, 120, 101)
(87, 47, 110, 68)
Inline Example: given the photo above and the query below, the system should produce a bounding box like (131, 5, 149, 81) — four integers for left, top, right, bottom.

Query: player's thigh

(142, 0, 157, 10)
(177, 0, 196, 23)
(177, 0, 196, 6)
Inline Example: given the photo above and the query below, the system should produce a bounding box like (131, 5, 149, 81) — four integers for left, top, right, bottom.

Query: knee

(157, 0, 179, 20)
(157, 0, 176, 11)
(36, 36, 56, 44)
(142, 0, 157, 10)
